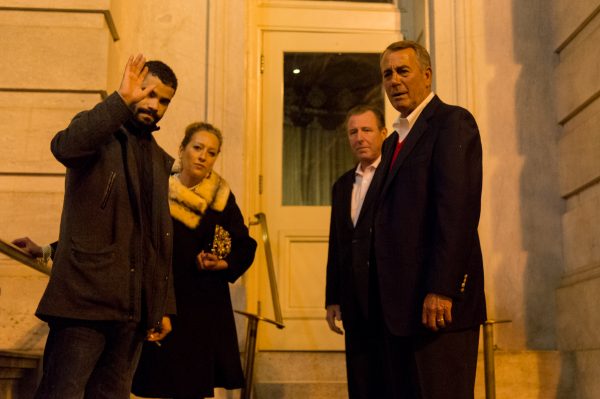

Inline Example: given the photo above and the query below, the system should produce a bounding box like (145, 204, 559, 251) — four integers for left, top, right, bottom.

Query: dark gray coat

(36, 92, 176, 330)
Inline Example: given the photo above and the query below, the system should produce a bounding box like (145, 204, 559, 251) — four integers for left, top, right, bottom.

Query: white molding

(428, 0, 473, 111)
(257, 0, 400, 33)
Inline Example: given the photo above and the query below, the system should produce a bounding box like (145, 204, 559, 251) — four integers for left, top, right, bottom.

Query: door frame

(243, 0, 402, 348)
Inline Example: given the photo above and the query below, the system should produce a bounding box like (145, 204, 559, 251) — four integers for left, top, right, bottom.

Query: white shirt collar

(355, 155, 381, 176)
(392, 91, 435, 142)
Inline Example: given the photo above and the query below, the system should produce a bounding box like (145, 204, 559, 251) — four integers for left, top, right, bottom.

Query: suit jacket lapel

(339, 170, 355, 230)
(380, 95, 441, 198)
(355, 155, 386, 228)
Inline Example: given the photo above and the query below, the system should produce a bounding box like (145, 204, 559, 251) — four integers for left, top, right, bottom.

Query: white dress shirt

(351, 156, 381, 226)
(392, 91, 435, 143)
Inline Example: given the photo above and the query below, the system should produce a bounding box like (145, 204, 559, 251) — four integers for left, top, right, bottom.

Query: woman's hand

(196, 251, 228, 271)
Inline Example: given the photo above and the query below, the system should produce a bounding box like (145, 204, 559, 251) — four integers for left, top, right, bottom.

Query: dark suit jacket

(325, 164, 379, 328)
(373, 95, 486, 336)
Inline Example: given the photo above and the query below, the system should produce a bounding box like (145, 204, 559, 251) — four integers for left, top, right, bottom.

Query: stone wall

(553, 1, 600, 398)
(431, 0, 564, 351)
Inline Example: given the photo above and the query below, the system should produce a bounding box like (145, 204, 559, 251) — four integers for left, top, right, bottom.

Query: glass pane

(282, 52, 384, 206)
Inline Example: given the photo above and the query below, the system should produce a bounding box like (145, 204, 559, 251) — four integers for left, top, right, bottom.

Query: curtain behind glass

(282, 52, 383, 206)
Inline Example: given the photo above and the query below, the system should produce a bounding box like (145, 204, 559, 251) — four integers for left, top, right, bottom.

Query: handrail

(0, 239, 51, 276)
(483, 319, 512, 399)
(233, 212, 285, 399)
(248, 212, 284, 327)
(2, 212, 285, 399)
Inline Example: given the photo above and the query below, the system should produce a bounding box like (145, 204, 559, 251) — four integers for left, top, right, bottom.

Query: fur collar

(169, 171, 230, 229)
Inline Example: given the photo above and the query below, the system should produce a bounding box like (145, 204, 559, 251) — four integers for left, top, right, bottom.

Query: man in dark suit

(325, 104, 387, 399)
(371, 40, 486, 398)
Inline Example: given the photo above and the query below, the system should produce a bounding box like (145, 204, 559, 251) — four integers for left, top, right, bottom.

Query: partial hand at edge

(146, 315, 172, 342)
(11, 237, 43, 258)
(326, 304, 344, 335)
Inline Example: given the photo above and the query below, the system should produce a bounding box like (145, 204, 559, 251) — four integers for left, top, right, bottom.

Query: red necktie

(390, 139, 405, 169)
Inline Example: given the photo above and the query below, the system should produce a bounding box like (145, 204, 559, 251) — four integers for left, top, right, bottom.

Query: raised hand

(117, 54, 155, 106)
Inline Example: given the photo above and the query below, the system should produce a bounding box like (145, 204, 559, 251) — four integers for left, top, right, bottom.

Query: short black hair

(145, 60, 178, 91)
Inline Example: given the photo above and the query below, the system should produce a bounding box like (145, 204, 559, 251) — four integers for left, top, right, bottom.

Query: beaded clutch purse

(211, 225, 232, 260)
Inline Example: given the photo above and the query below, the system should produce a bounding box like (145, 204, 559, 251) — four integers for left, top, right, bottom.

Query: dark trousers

(343, 316, 370, 399)
(34, 317, 145, 399)
(343, 259, 481, 399)
(376, 323, 480, 399)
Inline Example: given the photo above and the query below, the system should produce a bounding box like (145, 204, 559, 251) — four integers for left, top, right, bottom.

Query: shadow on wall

(483, 0, 564, 352)
(489, 0, 571, 397)
(510, 0, 563, 350)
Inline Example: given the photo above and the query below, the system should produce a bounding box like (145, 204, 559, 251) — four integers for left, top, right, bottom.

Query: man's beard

(135, 109, 159, 125)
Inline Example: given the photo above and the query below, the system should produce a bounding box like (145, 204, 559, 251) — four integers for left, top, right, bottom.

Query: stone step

(251, 349, 574, 399)
(476, 350, 574, 399)
(255, 382, 347, 399)
(255, 351, 347, 381)
(0, 350, 42, 399)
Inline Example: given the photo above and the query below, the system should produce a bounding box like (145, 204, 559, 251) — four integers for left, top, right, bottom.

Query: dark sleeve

(50, 241, 58, 260)
(50, 92, 132, 169)
(428, 107, 483, 297)
(221, 193, 257, 283)
(325, 180, 341, 307)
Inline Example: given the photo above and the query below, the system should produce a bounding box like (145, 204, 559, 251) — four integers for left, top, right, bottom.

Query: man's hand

(422, 293, 453, 331)
(118, 54, 155, 106)
(196, 251, 228, 271)
(146, 315, 172, 342)
(12, 237, 43, 258)
(326, 304, 344, 335)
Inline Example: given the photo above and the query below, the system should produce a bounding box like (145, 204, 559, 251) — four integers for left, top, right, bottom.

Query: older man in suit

(325, 104, 387, 399)
(370, 40, 486, 398)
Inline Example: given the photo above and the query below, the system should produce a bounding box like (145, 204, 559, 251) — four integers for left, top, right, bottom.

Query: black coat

(325, 164, 379, 328)
(374, 95, 486, 336)
(132, 193, 257, 398)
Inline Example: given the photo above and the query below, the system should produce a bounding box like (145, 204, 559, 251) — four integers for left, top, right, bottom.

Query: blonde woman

(132, 122, 257, 399)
